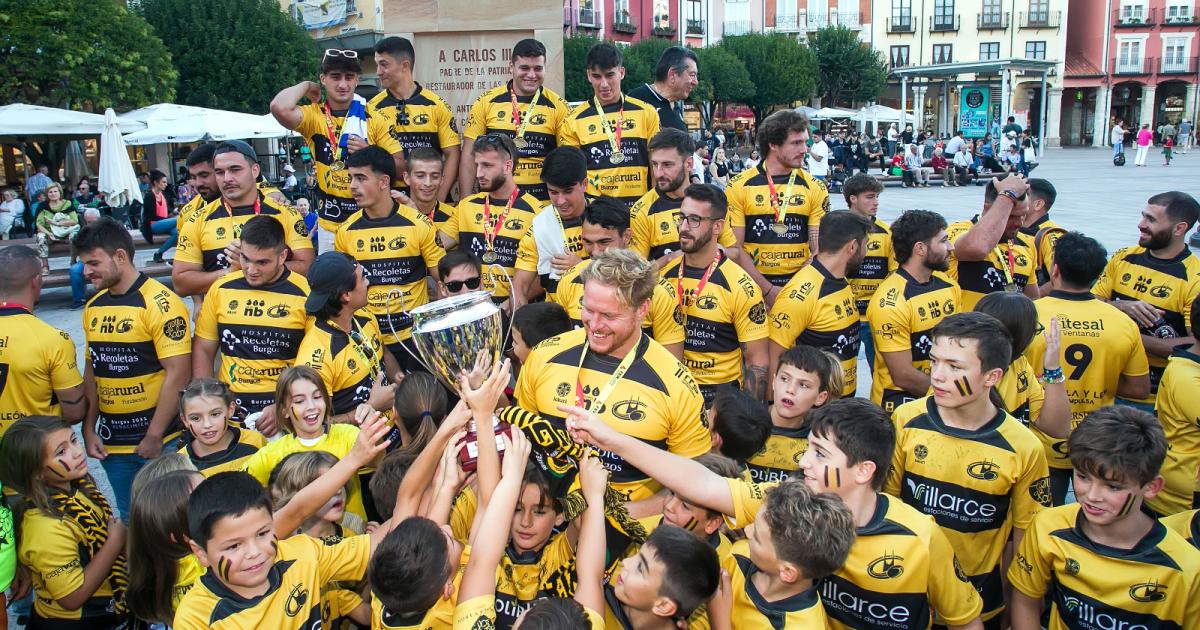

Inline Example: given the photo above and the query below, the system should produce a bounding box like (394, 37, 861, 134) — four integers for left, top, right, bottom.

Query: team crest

(216, 226, 226, 239)
(556, 382, 571, 398)
(1129, 581, 1167, 603)
(163, 317, 188, 341)
(867, 553, 904, 579)
(913, 444, 928, 463)
(749, 302, 766, 324)
(347, 358, 357, 371)
(283, 584, 308, 617)
(1028, 476, 1051, 506)
(294, 220, 309, 237)
(414, 113, 430, 125)
(1065, 558, 1080, 575)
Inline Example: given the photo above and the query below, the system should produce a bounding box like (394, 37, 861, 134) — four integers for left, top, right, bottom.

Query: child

(0, 416, 127, 628)
(1008, 406, 1200, 630)
(745, 346, 842, 483)
(1163, 135, 1174, 166)
(511, 301, 572, 365)
(177, 378, 265, 476)
(886, 312, 1051, 625)
(126, 469, 206, 627)
(269, 451, 366, 541)
(707, 387, 773, 465)
(129, 452, 197, 499)
(243, 366, 368, 519)
(0, 480, 12, 629)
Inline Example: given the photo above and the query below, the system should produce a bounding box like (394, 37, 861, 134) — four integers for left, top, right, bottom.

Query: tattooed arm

(742, 338, 770, 400)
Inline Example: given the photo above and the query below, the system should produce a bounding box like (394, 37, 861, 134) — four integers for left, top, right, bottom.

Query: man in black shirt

(628, 46, 698, 132)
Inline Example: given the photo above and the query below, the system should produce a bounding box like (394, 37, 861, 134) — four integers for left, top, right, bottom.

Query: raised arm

(269, 81, 322, 131)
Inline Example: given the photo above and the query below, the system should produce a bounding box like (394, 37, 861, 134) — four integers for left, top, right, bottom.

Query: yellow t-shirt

(744, 424, 808, 485)
(173, 534, 371, 630)
(176, 193, 314, 272)
(724, 538, 828, 629)
(1150, 348, 1200, 515)
(242, 423, 366, 520)
(1009, 504, 1200, 630)
(659, 250, 768, 392)
(442, 191, 541, 301)
(296, 313, 388, 416)
(848, 216, 898, 320)
(1162, 509, 1200, 550)
(180, 425, 266, 477)
(333, 203, 445, 345)
(866, 269, 960, 413)
(194, 268, 310, 415)
(83, 274, 190, 452)
(553, 258, 686, 347)
(372, 546, 470, 629)
(995, 355, 1045, 429)
(558, 95, 660, 205)
(370, 84, 461, 191)
(885, 396, 1051, 621)
(0, 305, 83, 432)
(946, 219, 1037, 311)
(628, 188, 736, 261)
(293, 102, 403, 232)
(463, 82, 571, 202)
(1018, 214, 1065, 286)
(492, 535, 577, 627)
(1024, 290, 1150, 469)
(726, 164, 829, 286)
(514, 206, 586, 298)
(768, 259, 860, 397)
(172, 553, 205, 613)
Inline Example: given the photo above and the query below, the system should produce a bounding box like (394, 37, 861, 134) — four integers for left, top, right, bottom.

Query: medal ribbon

(992, 240, 1016, 286)
(322, 102, 347, 164)
(593, 95, 624, 158)
(765, 168, 798, 230)
(509, 86, 542, 142)
(575, 333, 643, 410)
(482, 188, 520, 256)
(676, 250, 722, 324)
(0, 301, 32, 313)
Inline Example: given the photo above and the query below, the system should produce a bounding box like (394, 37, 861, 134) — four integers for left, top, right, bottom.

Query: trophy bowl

(409, 290, 505, 394)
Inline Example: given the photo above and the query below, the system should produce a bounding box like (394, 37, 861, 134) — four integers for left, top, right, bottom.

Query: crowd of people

(0, 33, 1199, 630)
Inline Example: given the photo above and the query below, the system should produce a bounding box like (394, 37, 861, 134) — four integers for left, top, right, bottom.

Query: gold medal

(771, 222, 788, 235)
(1005, 282, 1019, 293)
(331, 160, 345, 171)
(609, 152, 625, 165)
(513, 136, 528, 149)
(482, 250, 498, 264)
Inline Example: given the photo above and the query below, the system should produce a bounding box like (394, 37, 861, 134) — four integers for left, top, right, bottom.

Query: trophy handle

(384, 287, 434, 375)
(488, 262, 517, 350)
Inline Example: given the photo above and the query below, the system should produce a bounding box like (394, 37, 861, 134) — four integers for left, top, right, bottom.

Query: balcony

(1019, 10, 1061, 28)
(831, 10, 862, 29)
(723, 20, 753, 36)
(930, 14, 960, 32)
(576, 7, 599, 28)
(1161, 56, 1198, 74)
(977, 12, 1009, 30)
(887, 17, 916, 33)
(1113, 57, 1152, 75)
(1114, 7, 1155, 27)
(686, 18, 705, 34)
(613, 13, 637, 35)
(653, 24, 677, 37)
(1161, 5, 1200, 25)
(775, 13, 801, 32)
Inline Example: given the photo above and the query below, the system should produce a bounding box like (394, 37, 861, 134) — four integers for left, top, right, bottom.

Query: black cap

(214, 139, 259, 164)
(304, 251, 358, 314)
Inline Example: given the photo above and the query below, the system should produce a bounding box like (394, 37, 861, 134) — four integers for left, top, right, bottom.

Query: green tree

(719, 33, 816, 124)
(0, 0, 177, 168)
(692, 46, 755, 127)
(807, 26, 889, 107)
(138, 0, 317, 114)
(621, 38, 677, 92)
(563, 33, 601, 102)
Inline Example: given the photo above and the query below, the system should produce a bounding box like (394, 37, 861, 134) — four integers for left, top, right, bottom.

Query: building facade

(564, 0, 761, 47)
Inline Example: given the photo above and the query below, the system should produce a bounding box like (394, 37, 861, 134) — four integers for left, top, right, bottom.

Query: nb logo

(243, 299, 265, 317)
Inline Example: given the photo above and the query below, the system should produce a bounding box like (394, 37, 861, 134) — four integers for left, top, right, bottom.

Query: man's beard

(655, 170, 685, 195)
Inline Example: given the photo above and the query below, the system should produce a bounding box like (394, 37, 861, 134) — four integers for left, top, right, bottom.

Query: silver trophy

(407, 290, 506, 393)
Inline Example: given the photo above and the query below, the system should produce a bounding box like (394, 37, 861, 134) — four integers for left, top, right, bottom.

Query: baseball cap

(214, 139, 259, 163)
(283, 164, 295, 172)
(304, 251, 359, 314)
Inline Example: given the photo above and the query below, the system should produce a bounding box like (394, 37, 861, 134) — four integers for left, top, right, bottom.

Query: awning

(0, 104, 146, 142)
(119, 104, 295, 145)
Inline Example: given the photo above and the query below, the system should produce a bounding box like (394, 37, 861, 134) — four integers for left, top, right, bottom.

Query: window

(890, 45, 911, 67)
(688, 0, 701, 21)
(1029, 0, 1049, 21)
(1025, 41, 1046, 59)
(1120, 2, 1146, 22)
(1163, 37, 1189, 71)
(579, 0, 597, 25)
(614, 0, 630, 23)
(980, 42, 1001, 60)
(933, 44, 953, 64)
(892, 0, 912, 25)
(1166, 2, 1192, 22)
(934, 0, 955, 27)
(982, 0, 1002, 21)
(1117, 39, 1143, 72)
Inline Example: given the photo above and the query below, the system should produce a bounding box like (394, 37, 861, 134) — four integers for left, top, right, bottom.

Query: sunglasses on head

(323, 49, 359, 59)
(444, 276, 482, 292)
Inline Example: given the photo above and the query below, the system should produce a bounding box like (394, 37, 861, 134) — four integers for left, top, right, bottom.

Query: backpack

(1114, 152, 1126, 166)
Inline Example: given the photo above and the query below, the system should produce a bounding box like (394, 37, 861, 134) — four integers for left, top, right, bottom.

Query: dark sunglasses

(444, 276, 482, 292)
(348, 330, 377, 361)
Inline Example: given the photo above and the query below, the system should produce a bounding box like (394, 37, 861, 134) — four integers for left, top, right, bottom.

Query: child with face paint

(177, 378, 266, 477)
(0, 416, 127, 628)
(1008, 406, 1200, 630)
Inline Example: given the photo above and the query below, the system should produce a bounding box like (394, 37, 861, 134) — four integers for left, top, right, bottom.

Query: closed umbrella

(98, 109, 142, 209)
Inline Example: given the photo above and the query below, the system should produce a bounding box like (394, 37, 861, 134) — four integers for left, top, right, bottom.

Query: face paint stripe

(1119, 493, 1136, 517)
(835, 468, 841, 488)
(823, 466, 829, 488)
(682, 517, 698, 532)
(217, 556, 232, 582)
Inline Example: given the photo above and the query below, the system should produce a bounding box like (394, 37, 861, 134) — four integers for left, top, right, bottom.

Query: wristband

(1000, 189, 1020, 203)
(1041, 366, 1064, 384)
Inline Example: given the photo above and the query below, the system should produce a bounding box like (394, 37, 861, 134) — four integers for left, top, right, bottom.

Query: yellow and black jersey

(848, 217, 897, 319)
(173, 554, 204, 613)
(745, 424, 808, 484)
(492, 535, 576, 628)
(1092, 245, 1200, 404)
(370, 84, 461, 192)
(84, 274, 189, 453)
(946, 219, 1037, 311)
(1150, 347, 1200, 516)
(1024, 291, 1150, 469)
(628, 188, 736, 261)
(515, 328, 709, 502)
(558, 95, 660, 205)
(195, 269, 310, 416)
(443, 191, 540, 301)
(659, 250, 768, 392)
(514, 207, 585, 297)
(294, 102, 404, 232)
(19, 488, 121, 622)
(1018, 214, 1066, 286)
(175, 193, 207, 235)
(461, 594, 602, 630)
(1162, 509, 1200, 550)
(173, 534, 370, 630)
(296, 314, 387, 416)
(1009, 504, 1200, 630)
(334, 203, 444, 345)
(243, 424, 365, 520)
(884, 396, 1051, 621)
(726, 164, 829, 286)
(180, 425, 266, 477)
(176, 193, 314, 272)
(996, 355, 1044, 429)
(822, 493, 983, 630)
(723, 538, 828, 630)
(867, 270, 960, 413)
(373, 546, 469, 629)
(415, 201, 456, 235)
(0, 305, 82, 431)
(553, 259, 685, 347)
(464, 82, 570, 201)
(768, 259, 860, 397)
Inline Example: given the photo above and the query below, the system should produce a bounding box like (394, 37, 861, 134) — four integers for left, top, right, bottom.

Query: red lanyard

(764, 168, 797, 225)
(223, 197, 261, 220)
(509, 87, 541, 136)
(677, 250, 722, 317)
(0, 301, 31, 313)
(482, 188, 519, 252)
(322, 102, 345, 163)
(1006, 240, 1015, 277)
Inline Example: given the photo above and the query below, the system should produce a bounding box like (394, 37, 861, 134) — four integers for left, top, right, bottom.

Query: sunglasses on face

(444, 276, 482, 292)
(323, 49, 358, 59)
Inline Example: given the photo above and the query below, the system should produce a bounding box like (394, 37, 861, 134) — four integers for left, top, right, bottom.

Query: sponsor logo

(819, 578, 913, 625)
(1029, 476, 1052, 506)
(749, 302, 767, 324)
(867, 553, 904, 579)
(266, 303, 291, 318)
(163, 316, 188, 341)
(967, 460, 1000, 481)
(1065, 558, 1080, 575)
(1128, 581, 1167, 603)
(284, 584, 308, 617)
(611, 399, 646, 422)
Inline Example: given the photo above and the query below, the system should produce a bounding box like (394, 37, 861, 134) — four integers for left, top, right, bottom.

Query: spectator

(931, 147, 952, 186)
(1002, 115, 1022, 136)
(886, 123, 899, 155)
(281, 164, 298, 195)
(1110, 119, 1126, 158)
(140, 169, 177, 263)
(865, 133, 884, 173)
(728, 150, 745, 176)
(1134, 123, 1153, 167)
(901, 123, 914, 145)
(691, 145, 707, 183)
(890, 147, 906, 182)
(73, 177, 96, 206)
(999, 142, 1024, 174)
(714, 127, 726, 147)
(24, 164, 53, 203)
(978, 133, 1001, 172)
(1177, 118, 1192, 154)
(33, 182, 81, 274)
(904, 143, 929, 187)
(944, 129, 965, 161)
(295, 196, 319, 251)
(744, 148, 761, 170)
(953, 142, 976, 185)
(708, 147, 731, 189)
(808, 129, 831, 181)
(0, 189, 24, 240)
(137, 171, 150, 195)
(845, 133, 866, 174)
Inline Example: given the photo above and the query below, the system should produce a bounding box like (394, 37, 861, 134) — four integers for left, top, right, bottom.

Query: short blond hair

(580, 249, 656, 310)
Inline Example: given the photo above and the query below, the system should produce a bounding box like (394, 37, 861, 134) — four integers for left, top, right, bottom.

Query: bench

(871, 170, 1008, 187)
(40, 260, 174, 289)
(9, 231, 159, 256)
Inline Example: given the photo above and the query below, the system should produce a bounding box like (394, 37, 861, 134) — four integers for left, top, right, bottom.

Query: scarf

(51, 478, 128, 614)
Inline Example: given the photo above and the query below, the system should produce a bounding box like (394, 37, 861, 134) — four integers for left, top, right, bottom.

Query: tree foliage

(0, 0, 177, 110)
(807, 26, 889, 107)
(138, 0, 317, 114)
(719, 33, 816, 123)
(621, 38, 678, 92)
(693, 46, 754, 106)
(563, 34, 600, 102)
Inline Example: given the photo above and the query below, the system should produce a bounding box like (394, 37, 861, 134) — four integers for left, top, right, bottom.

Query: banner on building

(297, 0, 349, 30)
(959, 86, 991, 139)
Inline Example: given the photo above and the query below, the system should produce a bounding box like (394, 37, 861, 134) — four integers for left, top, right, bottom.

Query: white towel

(531, 204, 567, 279)
(341, 94, 369, 147)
